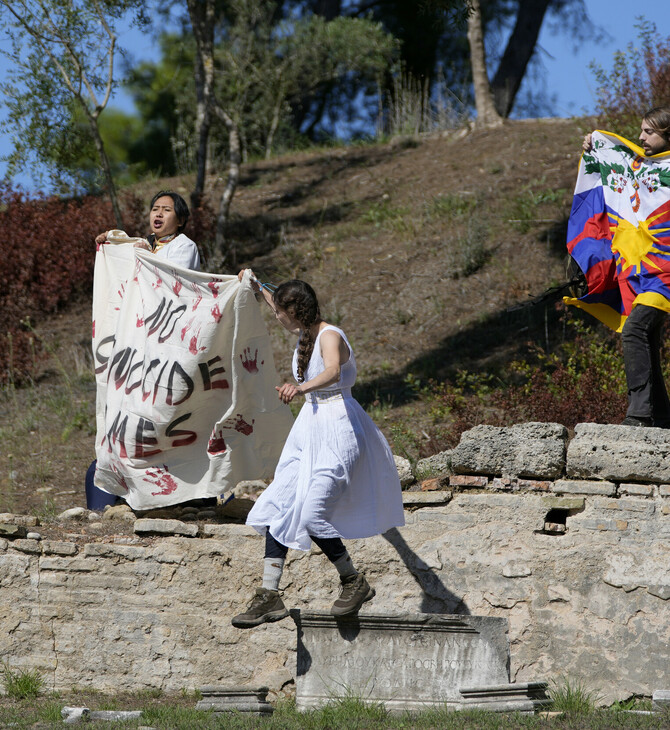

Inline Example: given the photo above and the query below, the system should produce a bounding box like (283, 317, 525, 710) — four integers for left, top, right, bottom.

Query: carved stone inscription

(292, 611, 509, 711)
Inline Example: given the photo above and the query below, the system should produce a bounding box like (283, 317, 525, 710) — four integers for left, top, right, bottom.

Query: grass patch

(2, 664, 44, 700)
(549, 677, 603, 715)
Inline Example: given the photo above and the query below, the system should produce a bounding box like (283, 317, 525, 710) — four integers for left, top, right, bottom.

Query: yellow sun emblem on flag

(611, 216, 670, 274)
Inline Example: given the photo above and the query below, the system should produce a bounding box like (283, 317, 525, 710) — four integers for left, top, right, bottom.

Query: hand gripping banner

(92, 243, 293, 510)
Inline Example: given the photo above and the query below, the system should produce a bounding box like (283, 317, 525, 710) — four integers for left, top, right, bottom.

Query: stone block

(619, 483, 655, 497)
(591, 498, 656, 516)
(450, 475, 488, 488)
(652, 690, 670, 711)
(660, 485, 670, 497)
(89, 711, 143, 721)
(541, 497, 585, 512)
(551, 480, 616, 496)
(199, 524, 258, 538)
(0, 524, 27, 539)
(394, 455, 414, 487)
(196, 686, 273, 716)
(459, 682, 551, 713)
(567, 423, 670, 483)
(402, 491, 452, 507)
(291, 610, 509, 711)
(42, 541, 78, 556)
(12, 539, 42, 554)
(420, 476, 450, 491)
(451, 422, 567, 479)
(517, 479, 553, 492)
(0, 513, 39, 527)
(415, 451, 452, 479)
(84, 543, 147, 560)
(576, 518, 628, 532)
(133, 519, 198, 538)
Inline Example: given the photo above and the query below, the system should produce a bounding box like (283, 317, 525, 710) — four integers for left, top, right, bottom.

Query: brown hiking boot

(231, 588, 289, 629)
(331, 573, 375, 617)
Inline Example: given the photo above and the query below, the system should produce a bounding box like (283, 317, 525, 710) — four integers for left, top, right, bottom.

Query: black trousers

(264, 529, 346, 563)
(621, 304, 670, 424)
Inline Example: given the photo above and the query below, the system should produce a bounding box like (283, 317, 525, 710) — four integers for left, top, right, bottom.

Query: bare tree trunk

(187, 0, 216, 211)
(212, 102, 241, 267)
(491, 0, 552, 117)
(89, 115, 123, 227)
(466, 0, 502, 128)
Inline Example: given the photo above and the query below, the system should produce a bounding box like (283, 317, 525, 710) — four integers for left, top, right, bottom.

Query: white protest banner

(92, 243, 293, 510)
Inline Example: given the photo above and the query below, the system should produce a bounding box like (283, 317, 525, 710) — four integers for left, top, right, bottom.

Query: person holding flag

(566, 107, 670, 427)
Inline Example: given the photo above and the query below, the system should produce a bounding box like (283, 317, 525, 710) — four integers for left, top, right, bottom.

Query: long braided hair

(273, 280, 322, 383)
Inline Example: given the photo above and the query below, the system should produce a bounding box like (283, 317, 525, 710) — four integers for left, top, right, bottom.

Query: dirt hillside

(0, 116, 595, 519)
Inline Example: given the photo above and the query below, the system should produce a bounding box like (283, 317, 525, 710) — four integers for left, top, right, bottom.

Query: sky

(0, 0, 669, 192)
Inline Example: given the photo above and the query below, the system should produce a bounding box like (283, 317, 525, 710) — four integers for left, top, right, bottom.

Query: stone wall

(1, 422, 669, 703)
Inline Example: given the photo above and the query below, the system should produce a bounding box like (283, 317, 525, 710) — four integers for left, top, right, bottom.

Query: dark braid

(273, 280, 321, 383)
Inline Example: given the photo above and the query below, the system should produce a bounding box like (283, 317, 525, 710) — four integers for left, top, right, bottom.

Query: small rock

(232, 480, 267, 500)
(102, 504, 136, 522)
(0, 513, 40, 527)
(0, 524, 27, 539)
(394, 455, 414, 487)
(61, 706, 90, 724)
(219, 498, 254, 521)
(57, 507, 88, 521)
(197, 509, 217, 519)
(420, 476, 450, 491)
(26, 532, 42, 540)
(87, 511, 102, 522)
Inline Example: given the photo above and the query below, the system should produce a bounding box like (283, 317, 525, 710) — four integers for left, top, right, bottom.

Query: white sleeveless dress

(246, 325, 405, 550)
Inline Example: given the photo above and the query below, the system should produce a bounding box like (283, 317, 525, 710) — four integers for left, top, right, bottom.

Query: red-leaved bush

(0, 183, 145, 385)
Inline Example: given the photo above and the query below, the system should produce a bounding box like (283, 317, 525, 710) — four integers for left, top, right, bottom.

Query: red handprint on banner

(143, 465, 178, 496)
(240, 347, 264, 373)
(222, 413, 255, 436)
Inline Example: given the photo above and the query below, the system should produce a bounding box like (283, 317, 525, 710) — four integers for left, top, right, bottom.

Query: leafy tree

(300, 0, 598, 122)
(124, 32, 197, 176)
(165, 0, 396, 264)
(590, 19, 670, 140)
(0, 0, 146, 225)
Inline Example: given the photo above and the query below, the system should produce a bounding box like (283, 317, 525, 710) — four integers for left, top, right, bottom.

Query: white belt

(305, 389, 347, 403)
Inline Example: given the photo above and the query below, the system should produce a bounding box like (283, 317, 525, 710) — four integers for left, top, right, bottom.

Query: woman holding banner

(231, 273, 404, 629)
(95, 190, 200, 270)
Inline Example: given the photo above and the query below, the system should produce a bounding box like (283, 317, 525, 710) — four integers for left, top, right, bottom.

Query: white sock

(262, 557, 285, 591)
(332, 551, 358, 579)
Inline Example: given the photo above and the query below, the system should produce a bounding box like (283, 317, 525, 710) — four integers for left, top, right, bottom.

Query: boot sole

(331, 587, 376, 617)
(231, 608, 289, 629)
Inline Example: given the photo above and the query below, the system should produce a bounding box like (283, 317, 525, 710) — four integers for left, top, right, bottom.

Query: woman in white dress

(94, 190, 200, 270)
(232, 274, 405, 628)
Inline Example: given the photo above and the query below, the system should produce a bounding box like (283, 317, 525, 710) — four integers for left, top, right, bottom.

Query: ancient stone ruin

(1, 421, 669, 709)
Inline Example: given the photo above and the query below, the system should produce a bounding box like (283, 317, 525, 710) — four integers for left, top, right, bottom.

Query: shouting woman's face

(150, 196, 180, 238)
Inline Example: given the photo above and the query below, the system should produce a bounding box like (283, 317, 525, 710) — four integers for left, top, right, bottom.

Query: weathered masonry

(1, 422, 669, 704)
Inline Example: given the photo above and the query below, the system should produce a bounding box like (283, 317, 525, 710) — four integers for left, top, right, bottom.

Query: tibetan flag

(564, 130, 670, 331)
